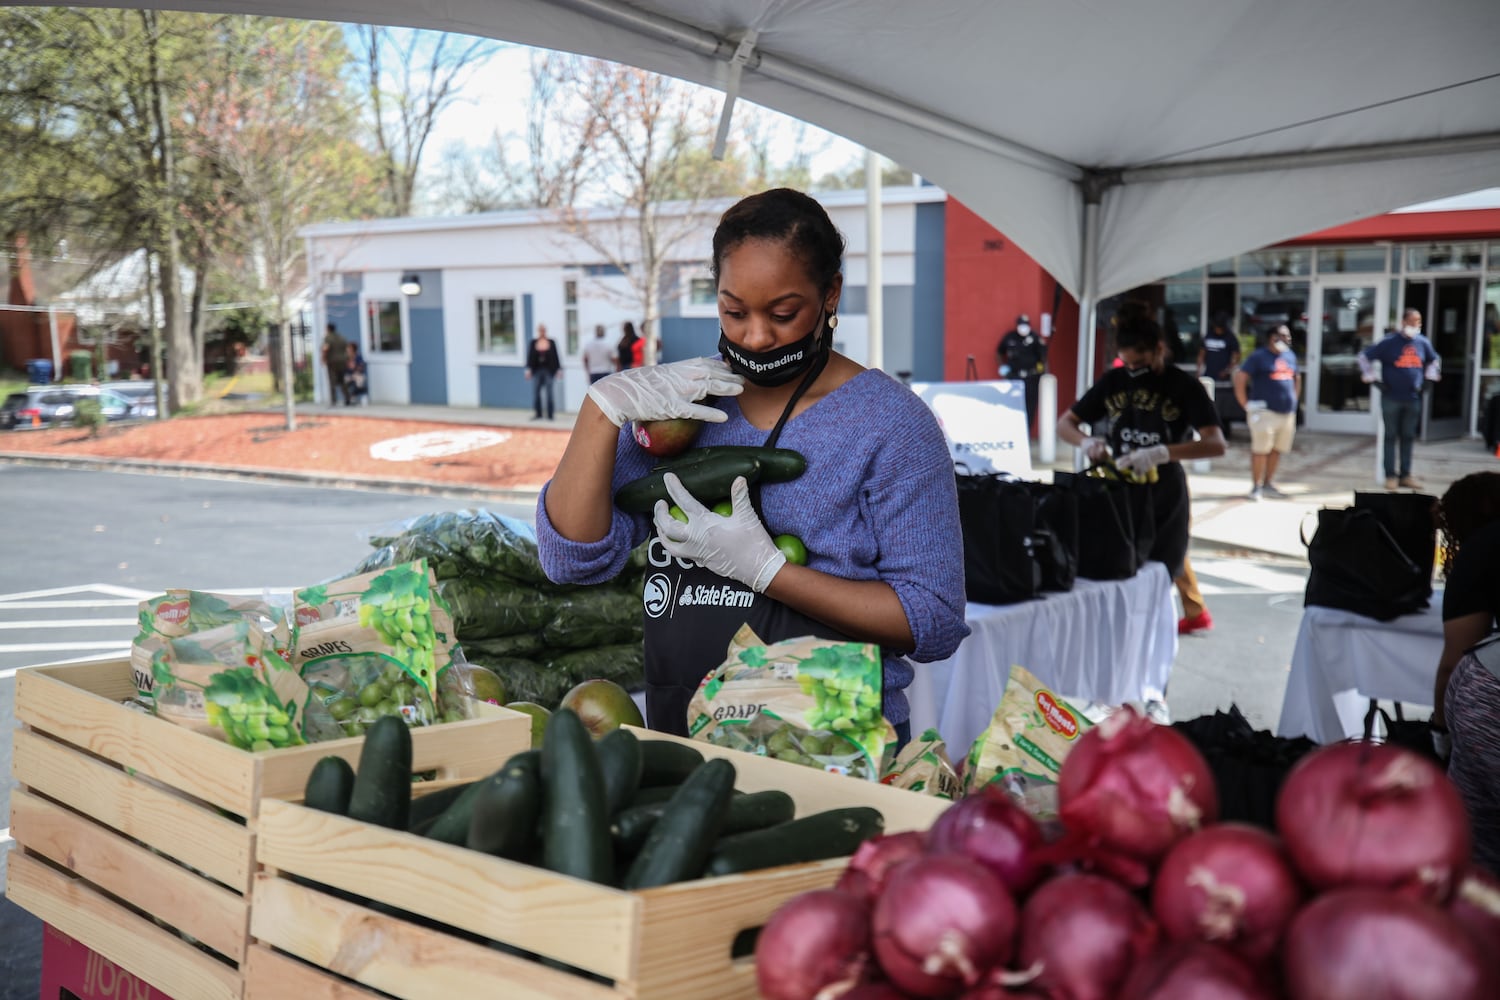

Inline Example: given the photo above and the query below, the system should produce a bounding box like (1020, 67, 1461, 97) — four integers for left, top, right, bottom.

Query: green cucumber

(596, 728, 643, 814)
(304, 756, 356, 815)
(466, 751, 541, 859)
(407, 780, 476, 831)
(613, 454, 761, 514)
(656, 446, 807, 482)
(703, 807, 885, 878)
(624, 757, 737, 889)
(613, 789, 795, 859)
(422, 777, 490, 845)
(346, 716, 412, 830)
(541, 710, 613, 884)
(638, 740, 704, 787)
(628, 784, 682, 807)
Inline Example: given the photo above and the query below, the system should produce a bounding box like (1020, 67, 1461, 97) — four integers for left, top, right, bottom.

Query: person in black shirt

(1058, 302, 1226, 637)
(1431, 472, 1500, 873)
(526, 324, 563, 420)
(997, 313, 1048, 434)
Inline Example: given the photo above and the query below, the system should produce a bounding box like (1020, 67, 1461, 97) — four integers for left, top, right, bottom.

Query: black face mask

(717, 310, 829, 387)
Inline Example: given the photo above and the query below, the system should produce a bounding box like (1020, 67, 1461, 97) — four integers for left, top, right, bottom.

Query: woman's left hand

(1118, 444, 1170, 475)
(654, 475, 786, 593)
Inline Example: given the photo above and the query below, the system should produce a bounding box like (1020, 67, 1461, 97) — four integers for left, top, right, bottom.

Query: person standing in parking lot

(1196, 313, 1240, 382)
(1235, 324, 1301, 500)
(526, 324, 562, 420)
(322, 323, 349, 406)
(1359, 308, 1440, 489)
(583, 324, 618, 383)
(997, 313, 1047, 434)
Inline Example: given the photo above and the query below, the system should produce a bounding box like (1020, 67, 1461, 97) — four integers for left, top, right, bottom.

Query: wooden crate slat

(33, 659, 137, 701)
(12, 728, 254, 892)
(632, 862, 848, 999)
(245, 946, 389, 1000)
(9, 788, 249, 963)
(255, 799, 640, 981)
(16, 667, 259, 815)
(251, 877, 623, 1000)
(6, 853, 242, 1000)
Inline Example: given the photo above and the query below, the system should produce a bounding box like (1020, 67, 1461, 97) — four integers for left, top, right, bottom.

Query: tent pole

(1073, 195, 1101, 470)
(865, 149, 883, 372)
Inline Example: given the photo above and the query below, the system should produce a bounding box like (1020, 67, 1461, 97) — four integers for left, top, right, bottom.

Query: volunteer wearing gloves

(536, 188, 969, 743)
(1057, 302, 1226, 638)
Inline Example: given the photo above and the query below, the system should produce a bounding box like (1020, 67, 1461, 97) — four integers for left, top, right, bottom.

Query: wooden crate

(251, 726, 951, 1000)
(6, 657, 531, 1000)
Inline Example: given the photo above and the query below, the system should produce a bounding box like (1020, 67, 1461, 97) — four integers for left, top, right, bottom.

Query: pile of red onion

(755, 706, 1496, 1000)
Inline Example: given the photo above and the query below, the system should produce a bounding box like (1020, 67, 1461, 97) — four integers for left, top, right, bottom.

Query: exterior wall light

(400, 274, 422, 296)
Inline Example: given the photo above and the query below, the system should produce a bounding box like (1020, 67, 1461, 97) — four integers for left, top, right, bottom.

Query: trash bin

(68, 350, 93, 382)
(25, 359, 54, 385)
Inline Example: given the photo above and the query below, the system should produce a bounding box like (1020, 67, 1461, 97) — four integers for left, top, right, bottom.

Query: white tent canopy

(56, 0, 1500, 363)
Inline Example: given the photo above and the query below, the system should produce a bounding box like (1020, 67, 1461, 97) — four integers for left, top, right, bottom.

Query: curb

(0, 452, 545, 506)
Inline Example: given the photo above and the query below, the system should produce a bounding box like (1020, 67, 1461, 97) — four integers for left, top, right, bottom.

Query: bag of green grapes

(686, 626, 895, 781)
(292, 559, 474, 738)
(149, 619, 311, 751)
(130, 589, 293, 706)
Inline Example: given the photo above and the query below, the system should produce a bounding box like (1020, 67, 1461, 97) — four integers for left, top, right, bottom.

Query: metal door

(1305, 280, 1385, 433)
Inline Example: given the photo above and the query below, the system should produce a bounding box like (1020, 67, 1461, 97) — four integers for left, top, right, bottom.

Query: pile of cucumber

(303, 711, 886, 889)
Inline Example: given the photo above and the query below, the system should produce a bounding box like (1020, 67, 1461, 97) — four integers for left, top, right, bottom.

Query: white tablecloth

(906, 562, 1178, 753)
(1275, 600, 1444, 744)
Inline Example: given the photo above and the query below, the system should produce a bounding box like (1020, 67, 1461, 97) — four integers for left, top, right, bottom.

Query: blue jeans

(1381, 395, 1420, 479)
(532, 370, 555, 419)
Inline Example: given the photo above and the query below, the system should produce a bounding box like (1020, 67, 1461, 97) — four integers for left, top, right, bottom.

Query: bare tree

(358, 25, 500, 217)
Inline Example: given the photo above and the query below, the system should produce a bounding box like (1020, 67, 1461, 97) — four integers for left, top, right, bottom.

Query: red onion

(1017, 872, 1158, 1000)
(926, 785, 1045, 893)
(756, 889, 872, 1000)
(1151, 823, 1302, 961)
(1282, 887, 1496, 1000)
(1057, 706, 1218, 870)
(1274, 741, 1470, 902)
(838, 986, 910, 1000)
(837, 831, 928, 903)
(1450, 870, 1500, 977)
(1118, 941, 1273, 1000)
(872, 855, 1017, 997)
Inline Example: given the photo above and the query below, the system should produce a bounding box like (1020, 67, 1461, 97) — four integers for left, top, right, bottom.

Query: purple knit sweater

(535, 368, 971, 724)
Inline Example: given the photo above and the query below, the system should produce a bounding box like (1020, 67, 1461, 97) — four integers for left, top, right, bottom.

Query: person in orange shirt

(1359, 309, 1441, 489)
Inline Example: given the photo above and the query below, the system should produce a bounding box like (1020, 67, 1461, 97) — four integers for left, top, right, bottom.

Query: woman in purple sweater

(536, 188, 969, 744)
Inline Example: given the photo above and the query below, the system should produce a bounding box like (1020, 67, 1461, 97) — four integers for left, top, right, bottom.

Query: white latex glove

(586, 358, 744, 427)
(1119, 444, 1170, 475)
(1079, 436, 1111, 462)
(654, 474, 786, 593)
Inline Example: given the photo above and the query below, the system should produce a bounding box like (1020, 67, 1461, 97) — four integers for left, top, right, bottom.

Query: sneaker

(1261, 483, 1289, 499)
(1178, 609, 1213, 635)
(1246, 486, 1263, 501)
(1398, 476, 1424, 489)
(1385, 477, 1399, 490)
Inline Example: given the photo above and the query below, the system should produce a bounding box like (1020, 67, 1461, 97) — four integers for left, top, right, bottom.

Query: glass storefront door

(1305, 281, 1385, 433)
(1407, 278, 1478, 439)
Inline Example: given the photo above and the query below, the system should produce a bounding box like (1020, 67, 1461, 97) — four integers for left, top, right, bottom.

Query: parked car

(0, 385, 142, 430)
(100, 380, 160, 419)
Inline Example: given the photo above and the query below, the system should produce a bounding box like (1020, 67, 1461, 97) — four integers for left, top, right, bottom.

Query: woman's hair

(710, 188, 846, 293)
(1114, 300, 1164, 352)
(1438, 472, 1500, 576)
(621, 320, 637, 341)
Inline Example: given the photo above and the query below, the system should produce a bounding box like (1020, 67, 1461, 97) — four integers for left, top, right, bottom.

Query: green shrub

(72, 396, 105, 436)
(293, 367, 315, 402)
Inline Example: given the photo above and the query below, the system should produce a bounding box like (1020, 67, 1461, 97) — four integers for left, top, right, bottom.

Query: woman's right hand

(585, 357, 744, 427)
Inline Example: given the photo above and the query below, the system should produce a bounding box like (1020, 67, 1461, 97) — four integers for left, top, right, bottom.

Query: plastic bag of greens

(131, 589, 292, 704)
(361, 509, 549, 585)
(435, 574, 556, 641)
(293, 560, 472, 737)
(466, 656, 562, 706)
(687, 627, 894, 781)
(540, 642, 645, 690)
(149, 620, 310, 751)
(882, 728, 962, 798)
(539, 588, 642, 649)
(462, 631, 548, 661)
(962, 665, 1092, 819)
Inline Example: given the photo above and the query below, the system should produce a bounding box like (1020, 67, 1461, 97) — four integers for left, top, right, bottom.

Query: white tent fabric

(66, 0, 1500, 300)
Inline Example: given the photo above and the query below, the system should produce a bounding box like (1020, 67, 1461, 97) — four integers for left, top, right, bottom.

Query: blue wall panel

(405, 270, 446, 404)
(660, 317, 720, 363)
(912, 202, 947, 382)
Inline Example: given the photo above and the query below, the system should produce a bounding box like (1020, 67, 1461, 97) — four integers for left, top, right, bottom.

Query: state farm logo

(1036, 691, 1080, 740)
(157, 600, 189, 627)
(643, 574, 673, 619)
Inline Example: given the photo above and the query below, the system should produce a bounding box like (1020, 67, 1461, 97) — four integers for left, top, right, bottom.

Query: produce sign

(755, 708, 1499, 1000)
(353, 509, 647, 705)
(688, 628, 893, 780)
(963, 664, 1092, 818)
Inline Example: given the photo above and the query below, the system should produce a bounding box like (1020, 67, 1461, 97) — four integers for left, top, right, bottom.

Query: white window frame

(361, 296, 410, 362)
(475, 294, 523, 364)
(680, 269, 719, 319)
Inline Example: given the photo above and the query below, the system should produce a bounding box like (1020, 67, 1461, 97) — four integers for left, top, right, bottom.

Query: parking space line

(0, 641, 131, 655)
(0, 583, 155, 602)
(0, 619, 136, 629)
(0, 599, 141, 609)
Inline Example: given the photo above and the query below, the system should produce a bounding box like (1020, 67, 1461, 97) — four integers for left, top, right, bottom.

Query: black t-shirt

(1071, 363, 1219, 455)
(1443, 520, 1500, 626)
(999, 330, 1047, 375)
(1201, 332, 1238, 380)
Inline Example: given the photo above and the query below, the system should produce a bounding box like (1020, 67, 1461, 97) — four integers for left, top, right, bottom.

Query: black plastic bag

(1353, 490, 1437, 602)
(1026, 482, 1078, 593)
(1303, 507, 1430, 621)
(955, 473, 1040, 604)
(1052, 471, 1140, 580)
(1173, 705, 1316, 830)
